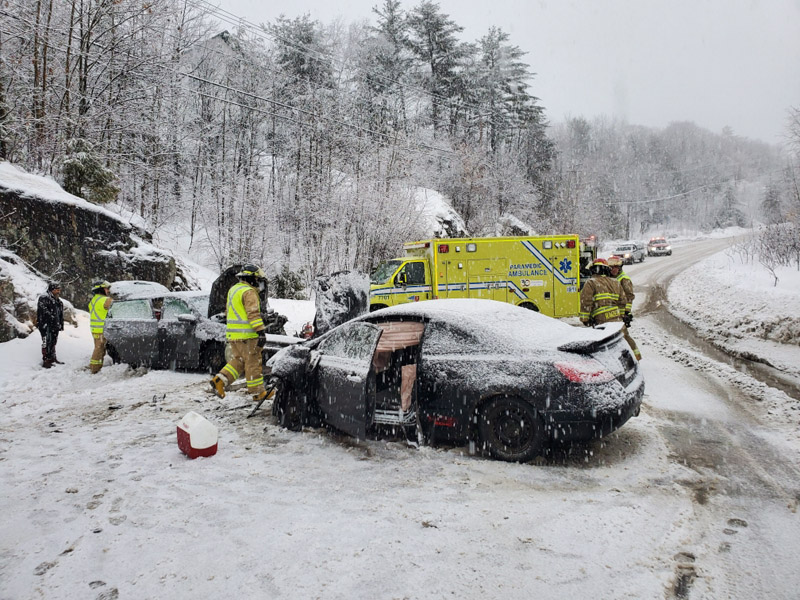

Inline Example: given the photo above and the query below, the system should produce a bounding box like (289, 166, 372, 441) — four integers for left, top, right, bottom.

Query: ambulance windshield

(371, 260, 403, 285)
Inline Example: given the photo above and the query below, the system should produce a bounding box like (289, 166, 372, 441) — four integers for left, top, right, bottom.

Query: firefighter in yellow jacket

(88, 280, 114, 373)
(580, 258, 624, 325)
(581, 258, 641, 360)
(607, 256, 641, 360)
(209, 264, 271, 403)
(607, 256, 634, 316)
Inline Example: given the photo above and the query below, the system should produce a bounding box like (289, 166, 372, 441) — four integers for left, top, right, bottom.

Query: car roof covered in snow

(110, 280, 170, 299)
(363, 299, 621, 352)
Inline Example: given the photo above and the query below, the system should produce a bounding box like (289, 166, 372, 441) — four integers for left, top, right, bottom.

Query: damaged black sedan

(266, 299, 644, 462)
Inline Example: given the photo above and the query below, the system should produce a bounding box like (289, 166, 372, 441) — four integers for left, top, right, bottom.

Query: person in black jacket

(37, 281, 65, 368)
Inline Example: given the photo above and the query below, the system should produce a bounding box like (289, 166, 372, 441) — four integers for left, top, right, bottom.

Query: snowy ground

(2, 232, 799, 599)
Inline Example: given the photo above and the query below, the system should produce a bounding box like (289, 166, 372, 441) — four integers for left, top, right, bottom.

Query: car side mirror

(396, 272, 407, 286)
(177, 313, 199, 323)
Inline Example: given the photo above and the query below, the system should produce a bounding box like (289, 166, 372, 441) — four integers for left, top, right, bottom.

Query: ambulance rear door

(547, 239, 580, 317)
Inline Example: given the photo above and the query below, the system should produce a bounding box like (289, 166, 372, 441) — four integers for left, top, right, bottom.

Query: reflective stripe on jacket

(616, 271, 634, 313)
(88, 294, 111, 334)
(226, 282, 265, 340)
(579, 275, 626, 324)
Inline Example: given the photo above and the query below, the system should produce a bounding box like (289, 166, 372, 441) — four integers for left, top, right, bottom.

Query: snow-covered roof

(369, 298, 619, 352)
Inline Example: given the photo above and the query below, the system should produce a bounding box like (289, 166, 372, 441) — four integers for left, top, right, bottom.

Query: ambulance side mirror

(396, 272, 407, 287)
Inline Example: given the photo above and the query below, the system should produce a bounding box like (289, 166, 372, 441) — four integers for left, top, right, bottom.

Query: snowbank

(668, 246, 800, 377)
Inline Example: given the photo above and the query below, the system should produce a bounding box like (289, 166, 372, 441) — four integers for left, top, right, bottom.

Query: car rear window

(109, 299, 152, 319)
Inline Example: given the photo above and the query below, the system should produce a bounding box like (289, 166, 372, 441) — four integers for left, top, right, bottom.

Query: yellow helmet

(236, 263, 266, 279)
(607, 256, 623, 268)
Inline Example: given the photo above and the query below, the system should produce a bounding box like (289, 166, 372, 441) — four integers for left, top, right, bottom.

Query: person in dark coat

(37, 281, 65, 368)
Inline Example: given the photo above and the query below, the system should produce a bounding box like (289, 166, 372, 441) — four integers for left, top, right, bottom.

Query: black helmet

(236, 264, 266, 280)
(47, 281, 61, 292)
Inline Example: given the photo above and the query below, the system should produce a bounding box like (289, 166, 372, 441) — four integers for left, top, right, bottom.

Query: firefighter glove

(256, 331, 267, 348)
(623, 313, 633, 327)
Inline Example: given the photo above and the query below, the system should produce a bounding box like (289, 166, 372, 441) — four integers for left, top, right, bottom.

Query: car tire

(106, 342, 121, 364)
(272, 378, 303, 431)
(201, 343, 227, 374)
(370, 304, 388, 312)
(477, 396, 545, 462)
(519, 302, 539, 311)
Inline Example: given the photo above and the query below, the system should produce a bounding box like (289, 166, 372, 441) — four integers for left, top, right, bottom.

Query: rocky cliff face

(0, 163, 190, 341)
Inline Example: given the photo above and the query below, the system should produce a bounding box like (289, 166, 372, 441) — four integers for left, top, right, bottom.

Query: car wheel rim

(492, 406, 534, 450)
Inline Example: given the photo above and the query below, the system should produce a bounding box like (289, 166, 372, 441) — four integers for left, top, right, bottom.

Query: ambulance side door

(399, 260, 430, 302)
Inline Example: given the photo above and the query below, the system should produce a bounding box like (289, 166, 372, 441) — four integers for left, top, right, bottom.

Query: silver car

(105, 291, 297, 372)
(612, 243, 646, 265)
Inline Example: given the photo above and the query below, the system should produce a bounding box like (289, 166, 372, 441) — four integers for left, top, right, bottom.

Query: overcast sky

(214, 0, 800, 145)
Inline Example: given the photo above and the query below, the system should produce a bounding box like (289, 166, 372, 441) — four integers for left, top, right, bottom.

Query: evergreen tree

(61, 138, 119, 204)
(405, 1, 468, 133)
(761, 184, 784, 224)
(713, 186, 747, 228)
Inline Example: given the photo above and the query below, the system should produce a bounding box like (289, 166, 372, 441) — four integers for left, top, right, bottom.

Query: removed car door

(315, 321, 383, 439)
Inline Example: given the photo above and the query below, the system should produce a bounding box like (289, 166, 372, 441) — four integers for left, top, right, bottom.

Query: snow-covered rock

(0, 162, 194, 340)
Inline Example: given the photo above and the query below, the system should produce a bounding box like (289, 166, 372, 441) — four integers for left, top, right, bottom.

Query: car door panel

(315, 322, 383, 439)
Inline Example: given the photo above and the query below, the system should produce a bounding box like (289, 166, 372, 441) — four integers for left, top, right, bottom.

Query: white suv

(612, 243, 646, 265)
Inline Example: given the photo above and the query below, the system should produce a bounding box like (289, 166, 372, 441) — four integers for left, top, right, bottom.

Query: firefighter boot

(252, 387, 275, 404)
(209, 374, 226, 399)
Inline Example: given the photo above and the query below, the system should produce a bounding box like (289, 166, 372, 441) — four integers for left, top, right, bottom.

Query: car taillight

(555, 359, 614, 383)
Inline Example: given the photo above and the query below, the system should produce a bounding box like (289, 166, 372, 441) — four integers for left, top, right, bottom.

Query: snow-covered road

(2, 237, 799, 600)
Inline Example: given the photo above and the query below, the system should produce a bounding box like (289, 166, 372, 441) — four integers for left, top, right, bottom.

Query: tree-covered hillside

(1, 0, 795, 283)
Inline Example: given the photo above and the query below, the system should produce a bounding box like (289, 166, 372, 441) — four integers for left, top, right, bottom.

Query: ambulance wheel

(519, 302, 539, 312)
(370, 304, 388, 312)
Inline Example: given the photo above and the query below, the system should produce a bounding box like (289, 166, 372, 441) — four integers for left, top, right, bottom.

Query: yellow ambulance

(369, 236, 582, 317)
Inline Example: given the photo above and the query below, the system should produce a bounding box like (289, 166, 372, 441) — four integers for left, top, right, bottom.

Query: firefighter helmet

(589, 257, 609, 276)
(47, 281, 61, 292)
(606, 256, 623, 268)
(92, 279, 111, 292)
(236, 263, 266, 280)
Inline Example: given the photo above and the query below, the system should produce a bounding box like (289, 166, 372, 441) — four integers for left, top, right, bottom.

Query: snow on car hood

(368, 299, 620, 353)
